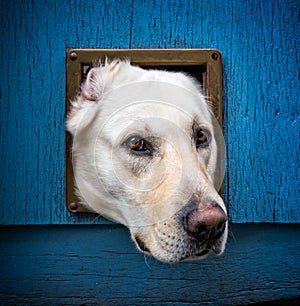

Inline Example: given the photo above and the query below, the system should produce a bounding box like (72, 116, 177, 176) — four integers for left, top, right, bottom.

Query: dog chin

(142, 247, 222, 264)
(132, 233, 227, 263)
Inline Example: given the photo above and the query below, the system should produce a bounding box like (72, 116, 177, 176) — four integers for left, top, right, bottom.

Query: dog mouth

(175, 239, 224, 262)
(179, 249, 210, 261)
(178, 242, 224, 262)
(133, 235, 151, 255)
(133, 233, 225, 263)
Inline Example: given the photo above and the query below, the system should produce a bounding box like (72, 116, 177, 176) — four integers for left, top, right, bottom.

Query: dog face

(67, 60, 228, 263)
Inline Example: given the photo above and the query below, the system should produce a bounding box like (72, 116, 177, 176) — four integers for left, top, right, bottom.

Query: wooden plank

(0, 0, 299, 224)
(0, 224, 299, 304)
(221, 0, 300, 223)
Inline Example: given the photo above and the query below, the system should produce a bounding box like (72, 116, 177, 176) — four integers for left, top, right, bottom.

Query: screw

(212, 52, 218, 60)
(69, 51, 78, 61)
(69, 202, 78, 211)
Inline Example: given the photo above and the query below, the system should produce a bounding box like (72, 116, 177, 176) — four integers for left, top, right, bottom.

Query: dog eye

(196, 129, 209, 148)
(126, 136, 151, 155)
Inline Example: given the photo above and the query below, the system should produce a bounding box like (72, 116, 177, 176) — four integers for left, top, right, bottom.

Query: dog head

(67, 60, 228, 263)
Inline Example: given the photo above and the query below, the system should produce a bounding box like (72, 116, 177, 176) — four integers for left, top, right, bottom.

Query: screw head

(211, 52, 219, 60)
(69, 51, 78, 61)
(69, 202, 78, 211)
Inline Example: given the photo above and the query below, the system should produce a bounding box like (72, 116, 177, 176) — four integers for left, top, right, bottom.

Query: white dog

(67, 60, 228, 263)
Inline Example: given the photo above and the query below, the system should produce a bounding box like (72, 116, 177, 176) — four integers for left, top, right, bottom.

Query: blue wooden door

(0, 0, 299, 304)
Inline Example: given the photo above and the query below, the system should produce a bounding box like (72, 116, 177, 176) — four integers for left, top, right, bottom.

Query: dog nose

(184, 202, 227, 242)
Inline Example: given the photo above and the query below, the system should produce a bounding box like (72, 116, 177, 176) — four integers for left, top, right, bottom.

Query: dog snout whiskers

(184, 202, 227, 243)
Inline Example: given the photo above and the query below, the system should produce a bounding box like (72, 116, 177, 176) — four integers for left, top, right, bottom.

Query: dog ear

(67, 61, 122, 135)
(81, 60, 122, 101)
(81, 67, 104, 101)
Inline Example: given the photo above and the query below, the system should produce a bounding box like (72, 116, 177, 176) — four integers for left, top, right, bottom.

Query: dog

(67, 60, 228, 263)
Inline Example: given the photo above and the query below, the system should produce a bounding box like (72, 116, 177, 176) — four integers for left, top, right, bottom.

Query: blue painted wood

(0, 224, 299, 305)
(0, 0, 299, 224)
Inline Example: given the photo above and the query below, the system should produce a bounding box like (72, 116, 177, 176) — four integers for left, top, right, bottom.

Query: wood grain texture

(0, 0, 299, 224)
(0, 224, 299, 305)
